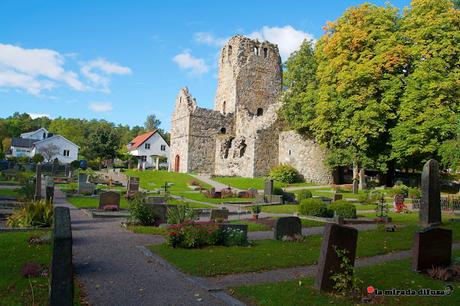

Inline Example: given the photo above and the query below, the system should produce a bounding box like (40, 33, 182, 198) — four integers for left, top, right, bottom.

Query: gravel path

(54, 188, 242, 306)
(205, 243, 460, 288)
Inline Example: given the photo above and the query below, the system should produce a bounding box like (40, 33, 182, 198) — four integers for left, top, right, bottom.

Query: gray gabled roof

(11, 137, 38, 148)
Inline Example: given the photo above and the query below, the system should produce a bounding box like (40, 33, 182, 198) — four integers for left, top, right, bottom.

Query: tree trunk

(359, 168, 366, 190)
(385, 160, 395, 187)
(352, 162, 359, 194)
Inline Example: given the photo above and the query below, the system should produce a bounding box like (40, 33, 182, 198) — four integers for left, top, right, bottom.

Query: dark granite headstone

(264, 179, 274, 196)
(146, 203, 168, 224)
(210, 209, 229, 221)
(315, 223, 358, 291)
(50, 206, 73, 306)
(34, 164, 42, 201)
(144, 196, 166, 204)
(420, 159, 441, 226)
(412, 227, 452, 272)
(99, 191, 120, 211)
(274, 216, 302, 240)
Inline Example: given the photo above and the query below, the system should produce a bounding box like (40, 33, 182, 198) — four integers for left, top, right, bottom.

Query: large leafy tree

(313, 3, 406, 178)
(144, 114, 161, 131)
(390, 0, 460, 168)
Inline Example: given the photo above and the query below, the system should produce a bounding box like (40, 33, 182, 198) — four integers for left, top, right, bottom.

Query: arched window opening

(254, 47, 259, 55)
(256, 108, 263, 116)
(263, 48, 268, 58)
(220, 127, 226, 134)
(222, 101, 226, 115)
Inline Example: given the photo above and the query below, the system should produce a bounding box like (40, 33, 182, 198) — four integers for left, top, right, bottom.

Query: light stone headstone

(420, 159, 441, 226)
(264, 179, 274, 196)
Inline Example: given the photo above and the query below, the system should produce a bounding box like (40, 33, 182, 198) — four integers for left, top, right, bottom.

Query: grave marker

(34, 164, 42, 201)
(420, 159, 441, 226)
(412, 227, 452, 272)
(127, 176, 140, 198)
(210, 209, 229, 222)
(264, 179, 274, 196)
(315, 223, 358, 291)
(99, 191, 121, 211)
(274, 216, 301, 240)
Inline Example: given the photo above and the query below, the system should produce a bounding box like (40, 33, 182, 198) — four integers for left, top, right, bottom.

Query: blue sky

(0, 0, 410, 131)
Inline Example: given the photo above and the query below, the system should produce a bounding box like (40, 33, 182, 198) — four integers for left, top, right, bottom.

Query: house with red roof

(127, 130, 170, 170)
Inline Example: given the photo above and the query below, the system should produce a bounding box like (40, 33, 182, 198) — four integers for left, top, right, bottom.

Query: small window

(220, 127, 226, 134)
(288, 149, 292, 156)
(222, 101, 226, 115)
(43, 132, 46, 139)
(145, 143, 151, 149)
(254, 47, 259, 55)
(228, 45, 232, 57)
(160, 145, 166, 151)
(263, 48, 268, 58)
(63, 150, 70, 157)
(256, 108, 263, 116)
(141, 156, 147, 162)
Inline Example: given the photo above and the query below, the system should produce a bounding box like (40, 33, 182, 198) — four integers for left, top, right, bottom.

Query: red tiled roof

(128, 130, 157, 150)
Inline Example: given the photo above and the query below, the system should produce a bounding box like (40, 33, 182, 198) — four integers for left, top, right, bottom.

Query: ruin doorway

(174, 155, 180, 172)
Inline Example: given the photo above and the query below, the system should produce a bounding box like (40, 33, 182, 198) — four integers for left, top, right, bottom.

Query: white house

(127, 130, 170, 169)
(10, 128, 79, 164)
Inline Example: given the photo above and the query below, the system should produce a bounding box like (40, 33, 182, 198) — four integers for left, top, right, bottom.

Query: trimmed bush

(297, 190, 312, 202)
(299, 198, 331, 217)
(269, 164, 302, 184)
(408, 187, 421, 199)
(273, 187, 284, 195)
(329, 200, 357, 219)
(128, 194, 155, 225)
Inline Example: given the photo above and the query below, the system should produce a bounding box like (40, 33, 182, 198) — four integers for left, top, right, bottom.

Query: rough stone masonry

(170, 35, 333, 184)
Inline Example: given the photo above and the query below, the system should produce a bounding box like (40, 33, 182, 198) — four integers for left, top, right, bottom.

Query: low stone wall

(50, 206, 73, 306)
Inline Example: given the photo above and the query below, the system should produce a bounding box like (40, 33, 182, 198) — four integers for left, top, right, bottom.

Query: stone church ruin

(170, 35, 333, 184)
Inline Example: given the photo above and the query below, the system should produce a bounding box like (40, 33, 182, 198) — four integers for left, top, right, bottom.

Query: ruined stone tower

(169, 35, 333, 183)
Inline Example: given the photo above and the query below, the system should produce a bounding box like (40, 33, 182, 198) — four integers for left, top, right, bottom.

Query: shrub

(299, 198, 331, 217)
(7, 200, 53, 228)
(221, 227, 248, 246)
(70, 160, 81, 170)
(408, 187, 421, 199)
(296, 190, 312, 201)
(167, 221, 221, 248)
(269, 164, 302, 184)
(18, 179, 35, 200)
(251, 205, 261, 214)
(167, 204, 197, 224)
(128, 194, 155, 225)
(329, 200, 357, 218)
(32, 154, 44, 164)
(273, 187, 284, 195)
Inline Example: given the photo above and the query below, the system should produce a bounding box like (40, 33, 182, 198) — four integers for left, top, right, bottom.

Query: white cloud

(173, 51, 209, 75)
(0, 43, 86, 94)
(81, 58, 131, 93)
(249, 25, 315, 61)
(28, 113, 50, 119)
(88, 102, 113, 113)
(193, 32, 227, 47)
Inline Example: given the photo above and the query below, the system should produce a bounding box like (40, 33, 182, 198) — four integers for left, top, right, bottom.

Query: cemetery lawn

(0, 231, 51, 306)
(261, 205, 299, 214)
(124, 170, 211, 191)
(174, 192, 254, 204)
(150, 221, 460, 276)
(0, 188, 19, 197)
(67, 195, 129, 209)
(232, 250, 460, 306)
(212, 176, 317, 190)
(127, 225, 168, 236)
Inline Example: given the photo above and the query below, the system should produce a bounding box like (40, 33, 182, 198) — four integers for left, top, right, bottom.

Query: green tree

(144, 114, 161, 131)
(313, 3, 405, 181)
(390, 0, 460, 168)
(85, 124, 120, 161)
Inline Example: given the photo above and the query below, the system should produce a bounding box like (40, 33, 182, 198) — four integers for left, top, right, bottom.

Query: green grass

(174, 192, 254, 204)
(125, 170, 211, 191)
(301, 219, 326, 227)
(212, 176, 318, 190)
(233, 251, 460, 306)
(168, 200, 215, 209)
(0, 188, 19, 197)
(149, 220, 460, 276)
(0, 231, 51, 306)
(261, 205, 299, 214)
(67, 195, 129, 209)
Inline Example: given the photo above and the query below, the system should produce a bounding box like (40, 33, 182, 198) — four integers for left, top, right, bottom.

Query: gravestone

(78, 173, 95, 194)
(210, 208, 229, 221)
(146, 203, 168, 224)
(274, 216, 302, 240)
(144, 196, 166, 204)
(315, 223, 358, 291)
(34, 164, 42, 201)
(332, 193, 343, 202)
(45, 176, 55, 203)
(127, 176, 140, 198)
(412, 227, 452, 272)
(99, 191, 120, 211)
(264, 179, 274, 196)
(420, 159, 441, 226)
(78, 173, 88, 184)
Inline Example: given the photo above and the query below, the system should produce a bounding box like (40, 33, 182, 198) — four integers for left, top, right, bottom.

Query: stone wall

(279, 130, 333, 184)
